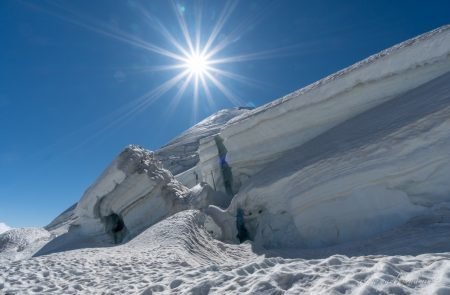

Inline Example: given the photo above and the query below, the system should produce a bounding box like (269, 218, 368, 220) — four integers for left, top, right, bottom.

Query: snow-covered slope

(33, 145, 233, 256)
(39, 109, 247, 235)
(210, 71, 450, 248)
(45, 203, 77, 236)
(2, 25, 450, 294)
(155, 108, 249, 187)
(0, 223, 11, 235)
(195, 25, 450, 196)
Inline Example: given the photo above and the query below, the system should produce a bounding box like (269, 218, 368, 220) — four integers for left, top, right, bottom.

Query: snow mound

(0, 223, 11, 235)
(0, 227, 52, 263)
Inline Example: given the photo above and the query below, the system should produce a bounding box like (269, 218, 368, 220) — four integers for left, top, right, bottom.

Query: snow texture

(1, 210, 450, 294)
(0, 223, 11, 235)
(197, 25, 450, 195)
(155, 108, 249, 184)
(2, 25, 450, 295)
(0, 228, 52, 264)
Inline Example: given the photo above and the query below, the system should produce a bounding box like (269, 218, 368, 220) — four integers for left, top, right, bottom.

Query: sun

(43, 0, 284, 123)
(184, 53, 209, 76)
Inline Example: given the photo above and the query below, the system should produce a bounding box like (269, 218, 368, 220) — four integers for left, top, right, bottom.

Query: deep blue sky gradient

(1, 0, 450, 227)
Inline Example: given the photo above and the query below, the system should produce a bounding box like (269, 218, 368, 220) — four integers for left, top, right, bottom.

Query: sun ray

(207, 67, 273, 90)
(118, 64, 187, 76)
(171, 1, 195, 55)
(204, 71, 243, 106)
(166, 73, 194, 117)
(138, 7, 191, 57)
(19, 0, 305, 154)
(191, 73, 201, 123)
(201, 0, 238, 56)
(199, 73, 217, 111)
(28, 1, 187, 62)
(194, 0, 203, 54)
(65, 70, 190, 154)
(208, 45, 305, 65)
(205, 3, 270, 59)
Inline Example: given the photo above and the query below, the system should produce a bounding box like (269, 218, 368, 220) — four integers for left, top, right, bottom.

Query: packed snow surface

(1, 210, 450, 294)
(2, 25, 450, 294)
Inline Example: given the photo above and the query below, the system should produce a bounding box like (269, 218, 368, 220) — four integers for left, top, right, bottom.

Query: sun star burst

(184, 53, 209, 76)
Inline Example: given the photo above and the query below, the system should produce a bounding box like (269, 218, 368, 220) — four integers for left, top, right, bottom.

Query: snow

(1, 210, 450, 294)
(195, 25, 450, 195)
(0, 223, 11, 235)
(155, 108, 249, 186)
(0, 227, 52, 264)
(39, 109, 248, 232)
(73, 145, 190, 242)
(216, 70, 450, 248)
(2, 25, 450, 294)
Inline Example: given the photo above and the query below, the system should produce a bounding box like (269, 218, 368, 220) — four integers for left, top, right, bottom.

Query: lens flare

(184, 53, 209, 76)
(27, 0, 296, 150)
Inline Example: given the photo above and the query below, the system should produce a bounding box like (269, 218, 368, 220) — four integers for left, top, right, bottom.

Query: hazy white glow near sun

(185, 53, 209, 75)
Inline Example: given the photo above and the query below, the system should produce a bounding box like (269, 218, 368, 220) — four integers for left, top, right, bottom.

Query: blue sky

(1, 0, 449, 228)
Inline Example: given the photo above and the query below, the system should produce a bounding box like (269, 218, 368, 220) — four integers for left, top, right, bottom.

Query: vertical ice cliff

(154, 108, 249, 187)
(196, 25, 450, 194)
(224, 72, 450, 247)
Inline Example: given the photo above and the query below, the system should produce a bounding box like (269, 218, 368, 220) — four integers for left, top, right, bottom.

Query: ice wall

(155, 108, 248, 186)
(213, 71, 450, 248)
(69, 145, 233, 245)
(197, 25, 450, 194)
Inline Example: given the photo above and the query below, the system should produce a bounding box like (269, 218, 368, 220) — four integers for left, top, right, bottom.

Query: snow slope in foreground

(1, 210, 450, 294)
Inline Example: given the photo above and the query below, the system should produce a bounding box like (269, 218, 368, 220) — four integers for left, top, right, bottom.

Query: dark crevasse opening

(103, 213, 128, 244)
(236, 208, 250, 243)
(214, 135, 234, 196)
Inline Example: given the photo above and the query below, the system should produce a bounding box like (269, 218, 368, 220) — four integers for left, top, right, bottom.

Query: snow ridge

(0, 223, 11, 235)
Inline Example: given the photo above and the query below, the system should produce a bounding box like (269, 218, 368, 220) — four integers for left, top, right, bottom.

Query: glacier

(1, 25, 450, 294)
